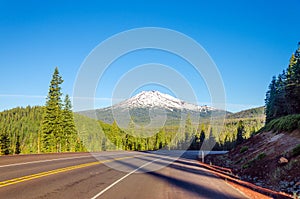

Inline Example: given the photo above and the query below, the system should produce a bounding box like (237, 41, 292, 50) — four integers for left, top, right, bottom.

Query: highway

(0, 151, 248, 199)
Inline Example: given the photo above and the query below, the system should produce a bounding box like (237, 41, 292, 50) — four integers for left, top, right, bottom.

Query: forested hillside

(265, 43, 300, 124)
(226, 106, 264, 119)
(207, 43, 300, 196)
(0, 106, 43, 154)
(0, 66, 267, 155)
(0, 105, 264, 154)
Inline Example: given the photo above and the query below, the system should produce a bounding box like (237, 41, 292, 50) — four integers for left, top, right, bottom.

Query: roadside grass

(262, 114, 300, 132)
(240, 146, 248, 153)
(241, 152, 266, 170)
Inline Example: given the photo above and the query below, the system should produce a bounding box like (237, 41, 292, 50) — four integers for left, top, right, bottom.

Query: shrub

(292, 144, 300, 157)
(264, 114, 300, 132)
(242, 163, 250, 169)
(240, 146, 249, 153)
(257, 152, 266, 160)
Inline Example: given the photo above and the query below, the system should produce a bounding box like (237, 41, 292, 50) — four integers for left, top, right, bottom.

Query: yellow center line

(0, 155, 138, 188)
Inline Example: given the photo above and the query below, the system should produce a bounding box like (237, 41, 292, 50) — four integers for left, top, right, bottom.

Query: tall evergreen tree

(41, 67, 64, 152)
(127, 118, 136, 150)
(273, 71, 288, 118)
(286, 44, 300, 114)
(191, 123, 206, 150)
(207, 128, 215, 149)
(0, 133, 10, 155)
(15, 134, 21, 154)
(111, 120, 121, 149)
(236, 120, 245, 146)
(265, 42, 300, 122)
(199, 128, 205, 145)
(62, 94, 77, 152)
(184, 114, 193, 148)
(265, 76, 277, 123)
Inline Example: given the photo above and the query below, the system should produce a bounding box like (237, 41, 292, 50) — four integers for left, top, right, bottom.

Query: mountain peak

(114, 90, 214, 112)
(129, 90, 182, 109)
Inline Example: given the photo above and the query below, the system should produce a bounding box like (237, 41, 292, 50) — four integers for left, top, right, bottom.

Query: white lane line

(90, 158, 160, 199)
(0, 152, 132, 168)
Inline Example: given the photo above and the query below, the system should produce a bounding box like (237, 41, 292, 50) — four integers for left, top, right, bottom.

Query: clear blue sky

(0, 0, 299, 112)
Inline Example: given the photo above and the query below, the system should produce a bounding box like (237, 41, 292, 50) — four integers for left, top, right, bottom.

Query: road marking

(0, 155, 92, 168)
(0, 155, 136, 188)
(0, 152, 130, 168)
(90, 158, 160, 199)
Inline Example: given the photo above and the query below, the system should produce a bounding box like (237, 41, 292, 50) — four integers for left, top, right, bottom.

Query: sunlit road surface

(0, 151, 248, 199)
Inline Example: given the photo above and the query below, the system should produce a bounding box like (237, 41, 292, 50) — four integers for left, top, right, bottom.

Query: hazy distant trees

(265, 43, 300, 123)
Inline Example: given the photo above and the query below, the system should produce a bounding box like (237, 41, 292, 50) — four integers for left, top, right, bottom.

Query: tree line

(0, 67, 85, 155)
(0, 104, 263, 154)
(265, 43, 300, 123)
(0, 106, 43, 154)
(0, 67, 264, 154)
(77, 115, 263, 152)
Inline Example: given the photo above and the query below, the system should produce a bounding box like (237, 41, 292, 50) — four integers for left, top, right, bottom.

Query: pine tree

(111, 120, 121, 149)
(236, 120, 245, 146)
(265, 43, 300, 122)
(62, 94, 77, 152)
(207, 128, 215, 150)
(128, 118, 136, 150)
(41, 67, 64, 152)
(286, 44, 300, 114)
(199, 128, 205, 145)
(184, 114, 193, 148)
(273, 71, 288, 118)
(15, 134, 21, 154)
(0, 133, 10, 155)
(265, 76, 277, 123)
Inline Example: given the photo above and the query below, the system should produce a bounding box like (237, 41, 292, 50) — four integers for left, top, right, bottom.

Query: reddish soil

(204, 130, 300, 197)
(197, 161, 292, 199)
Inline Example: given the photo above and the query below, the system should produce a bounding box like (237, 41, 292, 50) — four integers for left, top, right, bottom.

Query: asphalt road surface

(0, 151, 248, 199)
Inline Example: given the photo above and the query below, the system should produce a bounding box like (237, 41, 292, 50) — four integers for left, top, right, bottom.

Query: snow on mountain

(113, 90, 215, 112)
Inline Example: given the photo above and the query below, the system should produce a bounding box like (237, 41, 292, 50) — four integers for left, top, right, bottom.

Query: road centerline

(0, 152, 130, 168)
(0, 155, 92, 168)
(0, 155, 138, 188)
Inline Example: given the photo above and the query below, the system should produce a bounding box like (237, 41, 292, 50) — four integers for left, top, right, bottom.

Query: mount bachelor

(79, 91, 228, 126)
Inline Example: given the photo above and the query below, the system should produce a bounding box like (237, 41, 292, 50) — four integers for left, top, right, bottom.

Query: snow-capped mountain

(114, 90, 215, 112)
(78, 90, 226, 125)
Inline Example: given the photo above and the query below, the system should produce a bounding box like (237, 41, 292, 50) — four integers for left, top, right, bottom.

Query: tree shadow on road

(110, 154, 246, 199)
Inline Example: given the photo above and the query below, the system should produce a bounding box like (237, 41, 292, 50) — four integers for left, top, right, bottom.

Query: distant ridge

(226, 106, 265, 119)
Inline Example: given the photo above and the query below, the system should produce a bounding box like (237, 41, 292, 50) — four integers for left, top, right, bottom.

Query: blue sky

(0, 0, 299, 112)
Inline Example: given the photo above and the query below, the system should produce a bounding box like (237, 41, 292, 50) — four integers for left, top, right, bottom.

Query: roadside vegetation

(262, 114, 300, 132)
(0, 67, 265, 155)
(0, 105, 264, 154)
(265, 43, 300, 124)
(206, 43, 300, 196)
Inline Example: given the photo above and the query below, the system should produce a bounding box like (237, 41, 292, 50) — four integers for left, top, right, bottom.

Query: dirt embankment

(205, 130, 300, 196)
